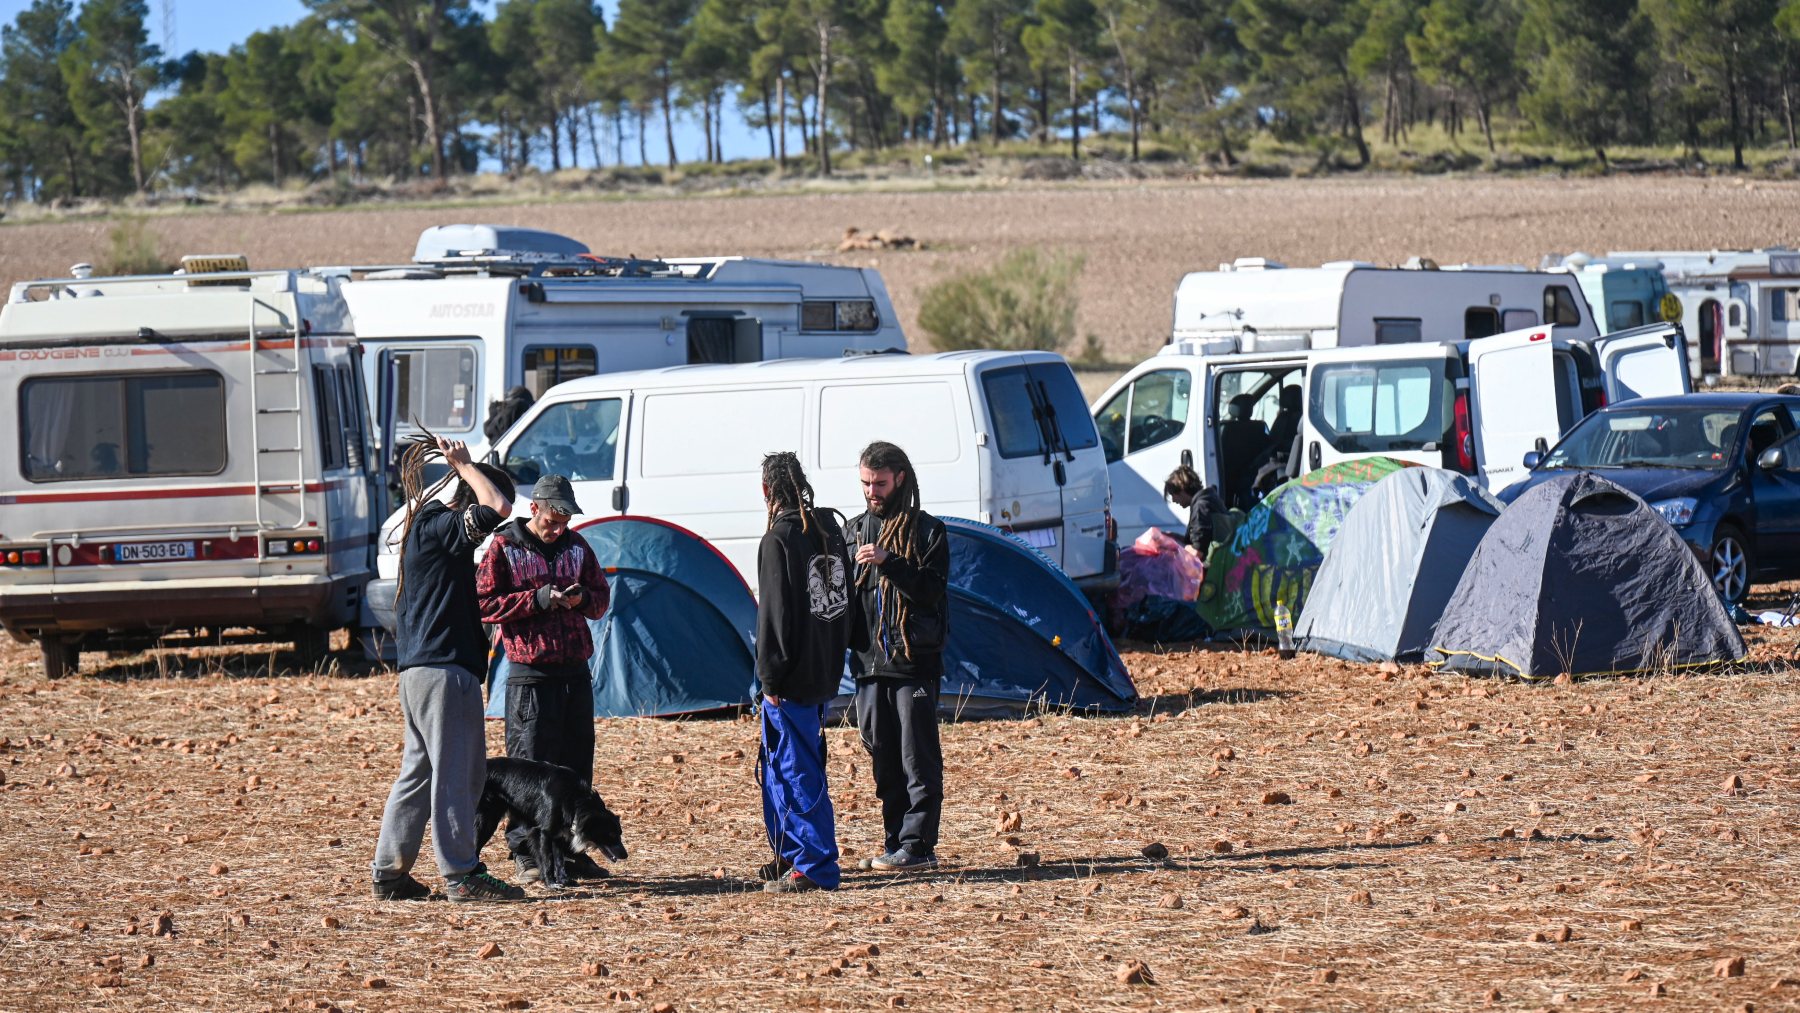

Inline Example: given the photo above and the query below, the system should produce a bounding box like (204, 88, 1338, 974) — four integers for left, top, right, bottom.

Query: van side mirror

(1758, 446, 1786, 471)
(1523, 451, 1542, 470)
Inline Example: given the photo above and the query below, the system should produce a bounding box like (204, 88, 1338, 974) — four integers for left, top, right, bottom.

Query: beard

(867, 491, 894, 517)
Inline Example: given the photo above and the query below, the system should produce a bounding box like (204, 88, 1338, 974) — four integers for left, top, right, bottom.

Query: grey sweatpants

(370, 663, 487, 882)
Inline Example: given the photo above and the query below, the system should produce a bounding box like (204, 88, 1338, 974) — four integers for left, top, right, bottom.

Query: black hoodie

(756, 508, 860, 704)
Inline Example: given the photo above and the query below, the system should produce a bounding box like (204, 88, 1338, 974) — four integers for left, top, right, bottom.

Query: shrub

(916, 247, 1085, 352)
(98, 217, 166, 276)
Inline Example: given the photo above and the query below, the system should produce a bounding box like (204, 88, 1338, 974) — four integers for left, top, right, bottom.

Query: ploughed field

(5, 176, 1800, 362)
(5, 586, 1800, 1012)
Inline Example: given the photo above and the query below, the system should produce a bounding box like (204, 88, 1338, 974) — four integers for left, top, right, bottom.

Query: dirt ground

(5, 581, 1800, 1012)
(6, 176, 1800, 363)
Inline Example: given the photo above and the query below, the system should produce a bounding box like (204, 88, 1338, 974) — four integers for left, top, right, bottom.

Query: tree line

(4, 0, 1800, 203)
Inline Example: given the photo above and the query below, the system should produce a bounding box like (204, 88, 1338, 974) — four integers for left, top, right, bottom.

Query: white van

(1173, 258, 1600, 349)
(0, 260, 380, 676)
(367, 351, 1112, 621)
(336, 224, 908, 473)
(1096, 322, 1690, 543)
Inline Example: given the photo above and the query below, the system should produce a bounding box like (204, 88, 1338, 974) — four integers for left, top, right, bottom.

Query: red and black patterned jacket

(476, 519, 610, 667)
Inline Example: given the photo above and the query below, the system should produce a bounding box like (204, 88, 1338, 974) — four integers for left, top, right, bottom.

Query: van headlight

(1652, 497, 1697, 527)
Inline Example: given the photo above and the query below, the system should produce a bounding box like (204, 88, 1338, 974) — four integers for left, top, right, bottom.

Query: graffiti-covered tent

(1194, 458, 1412, 635)
(1430, 473, 1744, 678)
(488, 516, 758, 718)
(1295, 467, 1504, 662)
(839, 518, 1137, 718)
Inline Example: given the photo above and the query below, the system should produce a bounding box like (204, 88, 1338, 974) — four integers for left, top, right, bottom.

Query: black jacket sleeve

(1186, 487, 1225, 550)
(754, 529, 795, 698)
(873, 518, 949, 611)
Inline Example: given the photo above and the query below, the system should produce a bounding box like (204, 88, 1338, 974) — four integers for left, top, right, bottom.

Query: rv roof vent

(414, 224, 590, 264)
(1321, 260, 1379, 269)
(181, 254, 251, 286)
(1400, 256, 1440, 271)
(1228, 257, 1286, 272)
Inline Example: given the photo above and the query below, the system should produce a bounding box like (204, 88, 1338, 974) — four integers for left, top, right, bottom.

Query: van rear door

(1586, 322, 1691, 403)
(1465, 326, 1560, 491)
(975, 357, 1108, 579)
(1299, 344, 1460, 475)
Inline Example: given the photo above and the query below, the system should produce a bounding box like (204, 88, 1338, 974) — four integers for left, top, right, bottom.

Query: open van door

(1587, 322, 1691, 403)
(1299, 344, 1460, 475)
(1466, 326, 1559, 492)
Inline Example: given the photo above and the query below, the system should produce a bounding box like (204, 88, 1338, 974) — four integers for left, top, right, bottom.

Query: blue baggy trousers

(759, 698, 840, 889)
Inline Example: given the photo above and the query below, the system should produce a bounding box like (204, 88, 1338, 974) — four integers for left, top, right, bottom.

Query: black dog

(476, 757, 627, 888)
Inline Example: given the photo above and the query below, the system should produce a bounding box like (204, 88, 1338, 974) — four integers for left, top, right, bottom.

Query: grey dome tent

(1429, 473, 1744, 678)
(1295, 467, 1504, 663)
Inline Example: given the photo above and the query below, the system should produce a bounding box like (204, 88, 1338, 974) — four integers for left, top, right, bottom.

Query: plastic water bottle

(1273, 599, 1296, 660)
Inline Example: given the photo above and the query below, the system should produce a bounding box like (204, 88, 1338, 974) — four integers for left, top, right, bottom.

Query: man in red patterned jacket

(476, 474, 611, 881)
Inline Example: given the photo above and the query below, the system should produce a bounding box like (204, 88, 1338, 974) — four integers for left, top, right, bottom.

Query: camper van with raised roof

(0, 258, 379, 677)
(336, 224, 907, 473)
(1098, 257, 1691, 548)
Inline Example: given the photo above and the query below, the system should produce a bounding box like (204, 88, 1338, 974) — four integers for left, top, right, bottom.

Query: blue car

(1505, 392, 1800, 603)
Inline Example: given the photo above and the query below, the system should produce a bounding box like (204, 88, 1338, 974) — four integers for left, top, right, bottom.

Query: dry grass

(5, 584, 1800, 1011)
(6, 176, 1800, 366)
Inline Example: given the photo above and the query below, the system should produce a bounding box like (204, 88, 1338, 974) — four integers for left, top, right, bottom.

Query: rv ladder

(247, 298, 308, 531)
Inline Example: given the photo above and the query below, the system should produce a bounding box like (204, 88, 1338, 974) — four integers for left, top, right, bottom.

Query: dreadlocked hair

(761, 451, 826, 553)
(392, 421, 515, 605)
(856, 441, 923, 661)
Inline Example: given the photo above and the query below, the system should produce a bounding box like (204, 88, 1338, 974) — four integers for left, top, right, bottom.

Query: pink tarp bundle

(1114, 528, 1204, 608)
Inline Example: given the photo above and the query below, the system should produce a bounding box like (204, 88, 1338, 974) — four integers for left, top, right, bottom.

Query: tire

(39, 637, 78, 680)
(1709, 524, 1753, 605)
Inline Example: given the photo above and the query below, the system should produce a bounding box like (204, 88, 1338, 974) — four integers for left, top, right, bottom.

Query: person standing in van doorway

(371, 436, 524, 903)
(476, 474, 613, 884)
(849, 441, 950, 873)
(755, 452, 858, 894)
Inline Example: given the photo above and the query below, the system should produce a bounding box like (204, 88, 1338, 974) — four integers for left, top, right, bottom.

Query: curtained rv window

(22, 370, 226, 481)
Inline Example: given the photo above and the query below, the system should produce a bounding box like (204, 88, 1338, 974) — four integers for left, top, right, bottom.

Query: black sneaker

(564, 852, 611, 880)
(513, 854, 541, 883)
(763, 871, 823, 894)
(870, 848, 938, 872)
(371, 874, 431, 901)
(446, 866, 525, 903)
(757, 856, 794, 882)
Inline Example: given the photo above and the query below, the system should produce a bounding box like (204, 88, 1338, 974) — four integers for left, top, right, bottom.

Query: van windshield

(503, 398, 623, 488)
(981, 363, 1100, 460)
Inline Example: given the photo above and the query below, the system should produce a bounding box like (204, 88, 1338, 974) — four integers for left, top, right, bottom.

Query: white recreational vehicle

(1172, 258, 1602, 349)
(1607, 248, 1800, 379)
(365, 351, 1113, 641)
(336, 224, 908, 472)
(0, 259, 380, 677)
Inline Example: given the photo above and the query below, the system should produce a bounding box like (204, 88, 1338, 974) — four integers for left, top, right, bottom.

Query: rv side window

(522, 346, 598, 397)
(1544, 286, 1583, 327)
(384, 346, 476, 430)
(1464, 307, 1500, 340)
(1309, 361, 1451, 454)
(1608, 301, 1645, 330)
(1374, 318, 1421, 344)
(1502, 309, 1539, 331)
(980, 364, 1100, 460)
(21, 371, 226, 482)
(800, 300, 880, 332)
(503, 398, 623, 487)
(1771, 288, 1800, 323)
(313, 366, 347, 472)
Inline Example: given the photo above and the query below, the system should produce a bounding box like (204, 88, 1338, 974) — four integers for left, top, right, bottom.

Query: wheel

(39, 637, 78, 679)
(291, 624, 332, 669)
(1709, 524, 1753, 605)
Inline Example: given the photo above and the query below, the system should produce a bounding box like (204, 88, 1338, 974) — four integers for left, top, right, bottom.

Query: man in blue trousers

(754, 452, 860, 894)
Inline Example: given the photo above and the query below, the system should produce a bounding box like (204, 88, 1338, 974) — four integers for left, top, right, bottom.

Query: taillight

(1596, 388, 1608, 410)
(1452, 392, 1475, 474)
(265, 538, 325, 557)
(1105, 509, 1116, 543)
(0, 546, 47, 567)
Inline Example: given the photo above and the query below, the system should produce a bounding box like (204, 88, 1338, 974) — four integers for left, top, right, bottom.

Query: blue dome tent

(839, 518, 1138, 718)
(487, 516, 758, 719)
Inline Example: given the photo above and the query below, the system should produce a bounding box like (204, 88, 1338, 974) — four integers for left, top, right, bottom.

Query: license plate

(114, 541, 195, 563)
(1017, 527, 1058, 549)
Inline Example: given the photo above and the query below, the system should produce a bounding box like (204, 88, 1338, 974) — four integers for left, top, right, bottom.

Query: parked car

(1504, 392, 1800, 603)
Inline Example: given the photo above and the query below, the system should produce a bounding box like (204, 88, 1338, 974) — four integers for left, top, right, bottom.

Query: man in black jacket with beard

(848, 441, 950, 873)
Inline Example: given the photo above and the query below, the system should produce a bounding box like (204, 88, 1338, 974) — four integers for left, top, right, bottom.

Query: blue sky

(0, 0, 777, 167)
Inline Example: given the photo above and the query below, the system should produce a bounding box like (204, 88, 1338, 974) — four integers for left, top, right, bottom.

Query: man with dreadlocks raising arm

(370, 436, 525, 903)
(755, 452, 859, 894)
(849, 441, 951, 873)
